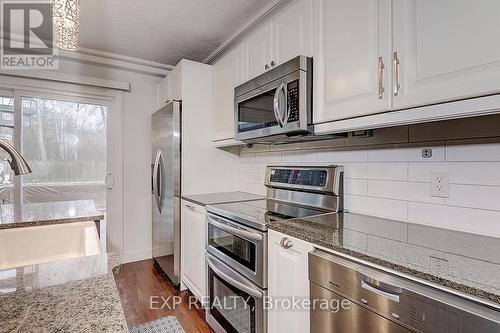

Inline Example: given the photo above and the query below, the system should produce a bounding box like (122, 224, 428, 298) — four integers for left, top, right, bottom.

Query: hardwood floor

(114, 259, 213, 333)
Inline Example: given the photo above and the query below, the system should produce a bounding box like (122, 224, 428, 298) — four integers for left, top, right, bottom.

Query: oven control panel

(269, 168, 327, 187)
(287, 80, 299, 122)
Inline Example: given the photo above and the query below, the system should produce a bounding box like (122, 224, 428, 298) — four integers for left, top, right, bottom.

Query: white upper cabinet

(313, 0, 392, 123)
(272, 0, 313, 65)
(170, 64, 182, 100)
(243, 24, 272, 80)
(393, 0, 500, 109)
(156, 74, 171, 110)
(212, 45, 244, 141)
(243, 0, 313, 81)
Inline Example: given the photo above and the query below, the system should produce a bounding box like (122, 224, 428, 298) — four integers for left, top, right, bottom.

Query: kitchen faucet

(0, 139, 32, 175)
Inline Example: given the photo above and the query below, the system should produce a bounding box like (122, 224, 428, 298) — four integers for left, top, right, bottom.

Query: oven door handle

(273, 83, 286, 128)
(207, 214, 263, 242)
(207, 255, 264, 299)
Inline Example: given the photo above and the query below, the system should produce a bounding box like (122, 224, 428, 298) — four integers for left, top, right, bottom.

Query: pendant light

(52, 0, 80, 51)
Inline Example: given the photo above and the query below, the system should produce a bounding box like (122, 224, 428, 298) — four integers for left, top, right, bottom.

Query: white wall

(239, 116, 500, 238)
(39, 59, 160, 263)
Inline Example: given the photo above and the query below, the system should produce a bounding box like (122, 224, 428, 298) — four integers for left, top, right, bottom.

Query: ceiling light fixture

(52, 0, 80, 51)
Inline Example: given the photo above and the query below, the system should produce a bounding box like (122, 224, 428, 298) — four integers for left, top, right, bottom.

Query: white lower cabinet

(268, 230, 313, 333)
(180, 200, 206, 302)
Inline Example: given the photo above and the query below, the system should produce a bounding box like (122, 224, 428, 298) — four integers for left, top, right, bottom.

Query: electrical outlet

(431, 172, 450, 197)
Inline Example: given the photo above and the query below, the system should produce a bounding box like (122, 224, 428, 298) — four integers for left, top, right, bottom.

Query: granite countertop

(182, 191, 263, 207)
(0, 252, 127, 332)
(0, 200, 104, 230)
(268, 212, 500, 308)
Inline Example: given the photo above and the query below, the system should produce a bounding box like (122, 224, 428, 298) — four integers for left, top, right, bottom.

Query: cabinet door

(393, 0, 500, 109)
(181, 200, 206, 301)
(268, 230, 313, 333)
(272, 0, 313, 67)
(156, 75, 170, 110)
(313, 0, 391, 123)
(170, 64, 182, 100)
(243, 24, 272, 80)
(212, 46, 244, 141)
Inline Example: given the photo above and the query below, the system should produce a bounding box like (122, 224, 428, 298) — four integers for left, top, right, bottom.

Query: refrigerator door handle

(153, 149, 162, 212)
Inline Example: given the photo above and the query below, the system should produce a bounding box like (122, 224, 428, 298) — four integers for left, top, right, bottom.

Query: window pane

(21, 97, 106, 184)
(0, 96, 14, 203)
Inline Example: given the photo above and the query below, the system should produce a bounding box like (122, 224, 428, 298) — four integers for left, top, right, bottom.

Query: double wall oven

(205, 166, 344, 333)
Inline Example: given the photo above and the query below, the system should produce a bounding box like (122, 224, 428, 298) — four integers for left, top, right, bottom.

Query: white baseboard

(122, 248, 152, 263)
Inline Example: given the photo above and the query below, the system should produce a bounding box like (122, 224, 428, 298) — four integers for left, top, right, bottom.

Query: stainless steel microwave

(234, 56, 312, 143)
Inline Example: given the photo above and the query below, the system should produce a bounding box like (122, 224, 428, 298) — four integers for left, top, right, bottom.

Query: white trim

(314, 94, 500, 135)
(58, 47, 173, 77)
(122, 248, 152, 263)
(0, 70, 131, 91)
(204, 0, 293, 64)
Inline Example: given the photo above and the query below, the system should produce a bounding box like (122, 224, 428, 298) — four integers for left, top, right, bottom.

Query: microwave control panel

(287, 80, 299, 122)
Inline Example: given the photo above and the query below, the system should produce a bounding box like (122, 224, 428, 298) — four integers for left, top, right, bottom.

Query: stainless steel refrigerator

(152, 100, 181, 285)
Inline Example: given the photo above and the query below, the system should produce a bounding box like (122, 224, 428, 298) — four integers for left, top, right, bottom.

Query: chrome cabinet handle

(377, 56, 385, 99)
(271, 60, 276, 67)
(393, 52, 401, 96)
(265, 63, 270, 70)
(280, 237, 293, 249)
(185, 203, 196, 210)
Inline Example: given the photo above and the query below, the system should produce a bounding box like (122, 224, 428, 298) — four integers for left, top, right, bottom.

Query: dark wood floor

(114, 259, 213, 333)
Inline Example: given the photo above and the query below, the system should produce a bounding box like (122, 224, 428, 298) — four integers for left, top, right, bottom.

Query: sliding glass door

(0, 91, 14, 203)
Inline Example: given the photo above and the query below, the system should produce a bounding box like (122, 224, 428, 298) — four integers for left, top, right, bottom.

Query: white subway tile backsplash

(238, 137, 500, 238)
(344, 179, 368, 195)
(447, 184, 500, 211)
(408, 202, 500, 237)
(281, 149, 317, 163)
(345, 195, 408, 220)
(446, 138, 500, 162)
(367, 180, 445, 204)
(316, 147, 368, 163)
(409, 162, 500, 185)
(344, 163, 408, 181)
(368, 143, 444, 162)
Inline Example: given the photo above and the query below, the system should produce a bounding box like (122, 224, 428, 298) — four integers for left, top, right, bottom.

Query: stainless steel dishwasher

(309, 249, 500, 333)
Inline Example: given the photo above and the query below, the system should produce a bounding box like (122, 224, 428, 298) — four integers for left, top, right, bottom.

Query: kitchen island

(0, 252, 127, 332)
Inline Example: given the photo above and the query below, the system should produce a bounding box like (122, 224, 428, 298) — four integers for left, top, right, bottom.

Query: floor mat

(129, 316, 185, 333)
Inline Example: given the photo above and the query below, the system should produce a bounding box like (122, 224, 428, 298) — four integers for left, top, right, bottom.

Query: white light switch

(431, 172, 450, 198)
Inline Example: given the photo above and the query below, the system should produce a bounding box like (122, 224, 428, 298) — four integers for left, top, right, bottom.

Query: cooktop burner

(206, 199, 329, 231)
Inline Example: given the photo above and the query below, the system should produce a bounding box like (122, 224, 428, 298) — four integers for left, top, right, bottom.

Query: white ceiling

(79, 0, 276, 66)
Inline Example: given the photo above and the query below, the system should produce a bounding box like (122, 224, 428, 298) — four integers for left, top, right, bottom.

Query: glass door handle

(105, 172, 113, 190)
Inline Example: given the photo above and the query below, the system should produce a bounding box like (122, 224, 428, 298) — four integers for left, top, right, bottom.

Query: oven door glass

(209, 265, 256, 333)
(237, 89, 278, 133)
(208, 223, 256, 272)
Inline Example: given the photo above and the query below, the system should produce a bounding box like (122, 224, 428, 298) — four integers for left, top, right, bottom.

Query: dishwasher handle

(360, 275, 402, 303)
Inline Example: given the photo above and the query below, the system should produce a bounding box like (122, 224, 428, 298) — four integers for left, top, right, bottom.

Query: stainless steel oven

(206, 253, 267, 333)
(234, 56, 312, 143)
(207, 212, 267, 288)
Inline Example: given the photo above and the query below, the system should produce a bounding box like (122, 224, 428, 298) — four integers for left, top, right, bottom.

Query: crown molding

(203, 0, 293, 64)
(58, 47, 173, 77)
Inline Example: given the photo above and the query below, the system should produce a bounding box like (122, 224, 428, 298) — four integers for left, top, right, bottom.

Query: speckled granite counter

(182, 191, 263, 207)
(268, 212, 500, 308)
(0, 252, 127, 332)
(0, 200, 104, 230)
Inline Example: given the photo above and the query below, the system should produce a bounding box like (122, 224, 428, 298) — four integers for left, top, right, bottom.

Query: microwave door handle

(278, 82, 288, 125)
(207, 214, 263, 241)
(207, 255, 264, 299)
(273, 84, 285, 127)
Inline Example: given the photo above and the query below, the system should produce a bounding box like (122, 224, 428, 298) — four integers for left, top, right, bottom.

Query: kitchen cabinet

(268, 230, 313, 333)
(242, 0, 313, 80)
(392, 0, 500, 110)
(212, 45, 244, 141)
(313, 0, 392, 123)
(156, 74, 171, 109)
(181, 200, 206, 302)
(169, 64, 182, 100)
